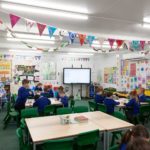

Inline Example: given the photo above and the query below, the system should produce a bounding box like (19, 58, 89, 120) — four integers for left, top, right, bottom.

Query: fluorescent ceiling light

(9, 49, 43, 54)
(7, 33, 55, 40)
(143, 17, 150, 23)
(7, 38, 55, 44)
(142, 23, 150, 28)
(68, 53, 94, 56)
(2, 0, 88, 14)
(1, 3, 88, 20)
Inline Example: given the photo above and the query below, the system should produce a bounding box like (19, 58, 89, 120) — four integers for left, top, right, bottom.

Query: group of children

(94, 86, 147, 124)
(15, 79, 69, 114)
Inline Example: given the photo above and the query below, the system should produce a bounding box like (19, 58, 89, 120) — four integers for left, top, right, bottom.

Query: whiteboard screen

(63, 68, 91, 84)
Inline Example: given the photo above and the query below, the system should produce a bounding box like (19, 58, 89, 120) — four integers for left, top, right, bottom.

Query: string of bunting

(0, 12, 150, 54)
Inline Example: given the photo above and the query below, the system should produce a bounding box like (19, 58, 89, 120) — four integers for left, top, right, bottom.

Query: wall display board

(104, 67, 117, 84)
(0, 60, 11, 82)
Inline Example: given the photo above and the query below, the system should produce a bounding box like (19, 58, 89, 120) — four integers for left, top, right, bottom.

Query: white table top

(25, 98, 62, 107)
(25, 111, 133, 143)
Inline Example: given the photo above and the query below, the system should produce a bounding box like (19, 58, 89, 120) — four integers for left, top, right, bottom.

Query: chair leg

(3, 115, 11, 129)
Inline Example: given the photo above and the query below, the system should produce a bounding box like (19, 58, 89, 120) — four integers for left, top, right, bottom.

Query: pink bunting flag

(140, 41, 145, 50)
(9, 14, 20, 28)
(37, 23, 46, 36)
(0, 19, 3, 24)
(78, 34, 86, 46)
(116, 40, 124, 49)
(108, 39, 115, 49)
(99, 38, 105, 48)
(26, 19, 34, 31)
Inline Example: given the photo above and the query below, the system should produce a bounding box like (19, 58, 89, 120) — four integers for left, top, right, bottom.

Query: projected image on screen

(63, 68, 91, 84)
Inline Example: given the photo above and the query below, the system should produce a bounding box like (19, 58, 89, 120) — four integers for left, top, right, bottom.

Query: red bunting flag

(9, 14, 20, 28)
(0, 19, 3, 24)
(108, 39, 115, 49)
(116, 40, 124, 49)
(37, 23, 46, 36)
(26, 19, 35, 31)
(140, 41, 145, 50)
(78, 34, 86, 46)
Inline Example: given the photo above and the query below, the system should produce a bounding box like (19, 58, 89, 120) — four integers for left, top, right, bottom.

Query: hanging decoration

(68, 32, 76, 43)
(48, 26, 57, 38)
(140, 41, 145, 50)
(78, 34, 86, 46)
(108, 39, 115, 49)
(0, 19, 3, 24)
(9, 14, 20, 28)
(116, 40, 124, 49)
(87, 35, 95, 46)
(37, 23, 46, 36)
(131, 41, 140, 50)
(99, 38, 105, 48)
(26, 19, 35, 31)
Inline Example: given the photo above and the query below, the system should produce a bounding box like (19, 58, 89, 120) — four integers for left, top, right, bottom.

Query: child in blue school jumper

(41, 86, 51, 98)
(56, 86, 64, 100)
(34, 82, 43, 92)
(125, 90, 140, 125)
(137, 88, 146, 102)
(94, 86, 105, 104)
(15, 79, 33, 112)
(47, 85, 54, 98)
(59, 91, 68, 107)
(120, 125, 149, 150)
(104, 92, 120, 115)
(33, 95, 50, 115)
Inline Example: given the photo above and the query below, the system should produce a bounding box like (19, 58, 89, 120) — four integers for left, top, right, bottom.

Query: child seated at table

(48, 85, 54, 98)
(56, 86, 64, 100)
(34, 83, 43, 92)
(94, 86, 105, 104)
(41, 86, 50, 98)
(0, 84, 7, 109)
(125, 90, 140, 124)
(120, 125, 149, 150)
(104, 92, 120, 115)
(137, 87, 146, 102)
(33, 95, 51, 115)
(59, 91, 68, 107)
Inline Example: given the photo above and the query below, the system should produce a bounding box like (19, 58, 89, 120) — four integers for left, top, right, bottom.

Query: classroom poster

(104, 67, 117, 84)
(130, 63, 136, 77)
(0, 60, 11, 82)
(41, 62, 56, 80)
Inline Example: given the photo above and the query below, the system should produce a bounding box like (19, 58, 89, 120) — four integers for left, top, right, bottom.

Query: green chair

(70, 99, 75, 108)
(42, 138, 74, 150)
(97, 104, 106, 113)
(16, 128, 32, 150)
(57, 107, 72, 115)
(73, 106, 88, 113)
(75, 129, 99, 150)
(21, 108, 39, 119)
(113, 111, 126, 121)
(88, 101, 96, 111)
(109, 144, 119, 150)
(44, 105, 55, 116)
(3, 101, 19, 129)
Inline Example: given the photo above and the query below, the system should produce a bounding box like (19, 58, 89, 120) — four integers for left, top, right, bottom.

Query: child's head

(129, 90, 138, 100)
(58, 86, 64, 92)
(44, 86, 49, 93)
(126, 138, 150, 150)
(96, 86, 103, 94)
(138, 88, 145, 95)
(106, 92, 113, 98)
(59, 91, 65, 97)
(37, 83, 42, 88)
(22, 79, 30, 88)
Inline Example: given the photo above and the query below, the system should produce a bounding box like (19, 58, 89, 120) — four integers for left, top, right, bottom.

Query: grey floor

(0, 100, 149, 150)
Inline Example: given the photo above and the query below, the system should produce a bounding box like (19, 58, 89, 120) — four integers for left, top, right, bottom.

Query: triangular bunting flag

(68, 32, 76, 43)
(78, 34, 86, 46)
(108, 39, 115, 49)
(37, 23, 46, 36)
(116, 40, 124, 49)
(9, 14, 20, 28)
(131, 41, 140, 50)
(140, 41, 145, 50)
(87, 35, 95, 46)
(0, 19, 3, 24)
(48, 26, 57, 38)
(99, 38, 105, 48)
(26, 19, 34, 31)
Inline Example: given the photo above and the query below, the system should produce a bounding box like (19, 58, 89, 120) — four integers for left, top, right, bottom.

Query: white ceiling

(0, 0, 150, 53)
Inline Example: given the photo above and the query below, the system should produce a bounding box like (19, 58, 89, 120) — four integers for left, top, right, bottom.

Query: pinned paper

(9, 14, 20, 28)
(108, 39, 115, 49)
(87, 35, 95, 46)
(68, 32, 76, 43)
(37, 23, 46, 36)
(48, 26, 57, 38)
(78, 34, 86, 46)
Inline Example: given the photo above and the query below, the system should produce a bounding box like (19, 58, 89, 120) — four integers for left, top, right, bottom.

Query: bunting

(9, 14, 20, 28)
(108, 39, 115, 49)
(87, 35, 95, 46)
(0, 19, 3, 24)
(116, 40, 124, 49)
(48, 26, 57, 38)
(68, 32, 76, 43)
(26, 19, 35, 31)
(99, 38, 105, 48)
(78, 34, 86, 46)
(140, 41, 145, 50)
(131, 41, 140, 50)
(37, 23, 46, 36)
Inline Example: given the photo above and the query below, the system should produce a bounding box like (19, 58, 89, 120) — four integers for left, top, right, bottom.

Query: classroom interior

(0, 0, 150, 150)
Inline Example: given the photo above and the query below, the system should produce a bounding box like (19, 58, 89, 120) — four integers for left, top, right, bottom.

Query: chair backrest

(76, 129, 99, 146)
(109, 144, 119, 150)
(16, 128, 24, 150)
(113, 111, 126, 121)
(73, 106, 88, 113)
(42, 138, 74, 150)
(88, 101, 96, 111)
(97, 104, 106, 112)
(44, 105, 55, 116)
(57, 107, 72, 115)
(21, 108, 39, 118)
(70, 99, 75, 108)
